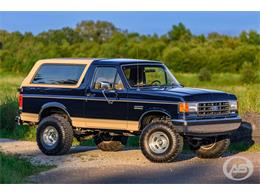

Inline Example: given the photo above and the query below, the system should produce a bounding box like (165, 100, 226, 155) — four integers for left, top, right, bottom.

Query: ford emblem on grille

(211, 106, 219, 111)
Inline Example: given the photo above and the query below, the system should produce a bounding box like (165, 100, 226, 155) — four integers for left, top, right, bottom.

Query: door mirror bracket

(102, 89, 114, 104)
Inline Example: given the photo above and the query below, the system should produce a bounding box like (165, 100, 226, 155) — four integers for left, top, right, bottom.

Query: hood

(138, 87, 236, 102)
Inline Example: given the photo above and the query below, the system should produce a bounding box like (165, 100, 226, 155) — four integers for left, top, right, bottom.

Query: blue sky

(0, 12, 259, 36)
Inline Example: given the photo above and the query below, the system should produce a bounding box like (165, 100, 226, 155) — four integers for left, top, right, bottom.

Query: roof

(36, 58, 95, 65)
(21, 58, 163, 89)
(21, 58, 95, 88)
(37, 58, 161, 65)
(94, 58, 161, 65)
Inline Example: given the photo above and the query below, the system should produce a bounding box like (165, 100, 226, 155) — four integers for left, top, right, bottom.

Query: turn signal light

(179, 103, 189, 113)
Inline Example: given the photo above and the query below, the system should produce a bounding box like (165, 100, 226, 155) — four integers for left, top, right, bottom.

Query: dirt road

(0, 138, 259, 184)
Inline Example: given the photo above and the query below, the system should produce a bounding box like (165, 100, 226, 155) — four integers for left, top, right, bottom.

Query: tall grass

(175, 72, 260, 114)
(0, 73, 22, 130)
(0, 152, 54, 183)
(0, 72, 36, 140)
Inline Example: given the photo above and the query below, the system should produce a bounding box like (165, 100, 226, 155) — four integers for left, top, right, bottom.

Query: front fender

(139, 108, 172, 122)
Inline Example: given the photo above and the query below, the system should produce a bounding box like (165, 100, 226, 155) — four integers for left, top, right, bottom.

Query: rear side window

(32, 64, 85, 85)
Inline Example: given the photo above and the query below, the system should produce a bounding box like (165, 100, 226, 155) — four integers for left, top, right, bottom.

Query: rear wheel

(94, 132, 128, 151)
(140, 120, 183, 163)
(36, 114, 73, 155)
(189, 137, 230, 158)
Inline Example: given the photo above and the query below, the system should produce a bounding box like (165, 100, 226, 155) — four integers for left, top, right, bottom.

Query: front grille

(198, 102, 230, 117)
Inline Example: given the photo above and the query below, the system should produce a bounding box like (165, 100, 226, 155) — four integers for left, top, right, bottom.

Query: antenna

(137, 47, 140, 90)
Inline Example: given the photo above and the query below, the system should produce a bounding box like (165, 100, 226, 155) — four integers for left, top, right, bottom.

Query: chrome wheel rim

(42, 126, 59, 148)
(148, 132, 170, 154)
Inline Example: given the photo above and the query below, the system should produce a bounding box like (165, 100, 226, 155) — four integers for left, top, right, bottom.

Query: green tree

(198, 67, 211, 81)
(248, 30, 260, 45)
(162, 46, 184, 71)
(240, 61, 258, 84)
(168, 23, 192, 41)
(0, 20, 260, 74)
(75, 20, 117, 43)
(239, 31, 248, 43)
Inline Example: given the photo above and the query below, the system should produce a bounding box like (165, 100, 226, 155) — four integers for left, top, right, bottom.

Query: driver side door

(85, 66, 128, 130)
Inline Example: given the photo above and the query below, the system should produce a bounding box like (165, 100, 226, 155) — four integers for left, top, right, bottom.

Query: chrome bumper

(172, 116, 241, 135)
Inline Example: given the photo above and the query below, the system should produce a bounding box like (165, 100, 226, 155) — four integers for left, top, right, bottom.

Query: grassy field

(174, 72, 260, 114)
(0, 152, 54, 183)
(0, 71, 259, 148)
(0, 72, 36, 140)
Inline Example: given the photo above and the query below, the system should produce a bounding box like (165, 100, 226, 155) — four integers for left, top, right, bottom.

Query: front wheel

(140, 120, 183, 163)
(189, 137, 230, 158)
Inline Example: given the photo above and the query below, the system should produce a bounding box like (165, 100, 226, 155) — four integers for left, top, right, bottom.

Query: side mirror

(99, 81, 114, 104)
(99, 81, 112, 91)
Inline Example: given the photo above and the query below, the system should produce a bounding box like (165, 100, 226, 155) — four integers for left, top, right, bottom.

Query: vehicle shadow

(66, 143, 197, 162)
(228, 121, 255, 155)
(68, 145, 98, 154)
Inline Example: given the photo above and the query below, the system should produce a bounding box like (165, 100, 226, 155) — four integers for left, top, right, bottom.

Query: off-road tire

(191, 137, 230, 158)
(94, 134, 128, 151)
(140, 120, 183, 163)
(37, 114, 73, 155)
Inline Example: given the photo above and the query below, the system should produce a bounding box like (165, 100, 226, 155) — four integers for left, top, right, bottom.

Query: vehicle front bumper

(172, 116, 241, 135)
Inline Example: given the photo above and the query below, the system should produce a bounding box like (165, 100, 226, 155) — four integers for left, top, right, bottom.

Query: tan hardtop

(20, 58, 96, 88)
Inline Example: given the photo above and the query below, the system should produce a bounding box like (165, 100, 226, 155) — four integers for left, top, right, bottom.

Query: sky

(0, 12, 259, 36)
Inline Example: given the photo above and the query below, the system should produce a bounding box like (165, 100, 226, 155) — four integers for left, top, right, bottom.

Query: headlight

(229, 100, 238, 111)
(179, 102, 197, 113)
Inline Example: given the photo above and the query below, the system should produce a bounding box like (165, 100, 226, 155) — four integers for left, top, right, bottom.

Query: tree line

(0, 21, 260, 74)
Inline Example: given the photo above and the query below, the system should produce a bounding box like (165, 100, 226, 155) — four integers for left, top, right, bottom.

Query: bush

(198, 67, 211, 81)
(0, 96, 36, 140)
(0, 96, 17, 130)
(240, 61, 257, 84)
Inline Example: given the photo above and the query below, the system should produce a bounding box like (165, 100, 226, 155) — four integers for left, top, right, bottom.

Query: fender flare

(138, 108, 172, 130)
(39, 102, 71, 120)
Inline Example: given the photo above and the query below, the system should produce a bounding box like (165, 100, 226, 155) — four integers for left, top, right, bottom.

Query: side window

(32, 64, 85, 85)
(92, 67, 125, 90)
(122, 65, 138, 87)
(144, 67, 166, 85)
(114, 73, 124, 90)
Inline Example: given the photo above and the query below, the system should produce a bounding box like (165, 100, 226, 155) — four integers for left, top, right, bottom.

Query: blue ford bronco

(16, 58, 241, 162)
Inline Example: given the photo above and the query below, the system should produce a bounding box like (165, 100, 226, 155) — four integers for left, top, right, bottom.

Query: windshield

(122, 64, 180, 88)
